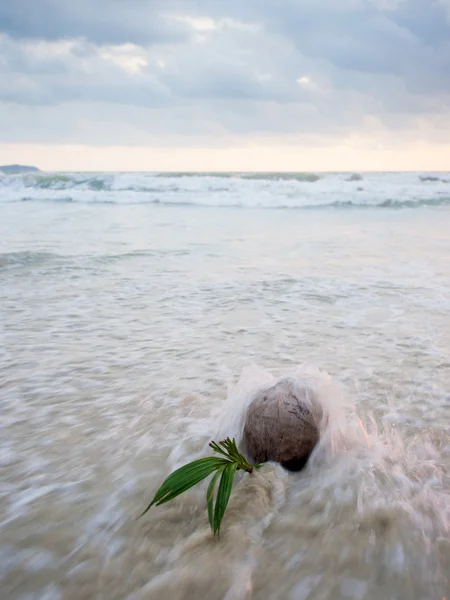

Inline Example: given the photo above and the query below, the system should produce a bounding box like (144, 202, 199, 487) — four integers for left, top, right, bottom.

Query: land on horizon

(0, 164, 40, 174)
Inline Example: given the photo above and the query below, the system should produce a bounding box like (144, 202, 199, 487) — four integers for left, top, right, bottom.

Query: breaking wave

(1, 170, 449, 208)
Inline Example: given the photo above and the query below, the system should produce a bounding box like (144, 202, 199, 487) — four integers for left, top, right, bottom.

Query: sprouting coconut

(141, 378, 322, 535)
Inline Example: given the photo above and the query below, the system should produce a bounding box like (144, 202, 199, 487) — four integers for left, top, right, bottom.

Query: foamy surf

(211, 364, 360, 463)
(0, 170, 449, 207)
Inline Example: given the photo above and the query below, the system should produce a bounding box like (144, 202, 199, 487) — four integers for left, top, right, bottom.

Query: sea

(1, 170, 449, 600)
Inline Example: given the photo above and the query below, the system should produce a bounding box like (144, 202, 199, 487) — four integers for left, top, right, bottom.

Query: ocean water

(0, 171, 449, 600)
(1, 169, 450, 208)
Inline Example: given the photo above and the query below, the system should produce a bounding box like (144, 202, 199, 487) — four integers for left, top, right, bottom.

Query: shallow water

(1, 195, 449, 599)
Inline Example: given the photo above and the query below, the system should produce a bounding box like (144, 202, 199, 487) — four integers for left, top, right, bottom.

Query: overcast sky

(1, 0, 449, 170)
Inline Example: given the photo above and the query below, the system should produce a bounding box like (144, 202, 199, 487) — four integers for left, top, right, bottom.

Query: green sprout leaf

(207, 467, 224, 530)
(139, 456, 231, 517)
(213, 461, 238, 536)
(140, 437, 260, 536)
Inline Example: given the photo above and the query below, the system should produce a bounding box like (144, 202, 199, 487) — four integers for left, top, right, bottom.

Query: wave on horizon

(0, 170, 449, 209)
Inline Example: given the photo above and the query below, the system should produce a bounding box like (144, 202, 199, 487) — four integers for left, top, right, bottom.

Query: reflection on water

(1, 203, 449, 599)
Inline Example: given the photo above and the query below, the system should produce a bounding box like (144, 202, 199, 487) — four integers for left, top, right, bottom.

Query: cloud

(0, 36, 172, 107)
(0, 0, 187, 45)
(0, 0, 449, 151)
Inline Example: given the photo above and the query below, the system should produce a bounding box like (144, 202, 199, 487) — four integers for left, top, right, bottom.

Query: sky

(0, 0, 450, 171)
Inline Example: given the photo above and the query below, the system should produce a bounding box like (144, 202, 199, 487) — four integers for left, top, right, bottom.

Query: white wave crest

(0, 171, 449, 208)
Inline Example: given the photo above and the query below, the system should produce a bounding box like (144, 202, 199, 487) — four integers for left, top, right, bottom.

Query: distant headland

(0, 164, 40, 174)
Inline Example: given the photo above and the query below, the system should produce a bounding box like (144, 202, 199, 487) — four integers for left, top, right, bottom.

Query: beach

(1, 171, 449, 599)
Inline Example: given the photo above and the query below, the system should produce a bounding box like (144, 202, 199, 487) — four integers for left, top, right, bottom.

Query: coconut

(243, 378, 320, 471)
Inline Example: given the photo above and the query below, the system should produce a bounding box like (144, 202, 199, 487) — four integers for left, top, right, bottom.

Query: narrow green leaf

(213, 462, 238, 536)
(152, 457, 227, 502)
(152, 461, 228, 505)
(139, 457, 231, 517)
(152, 458, 225, 505)
(206, 468, 223, 530)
